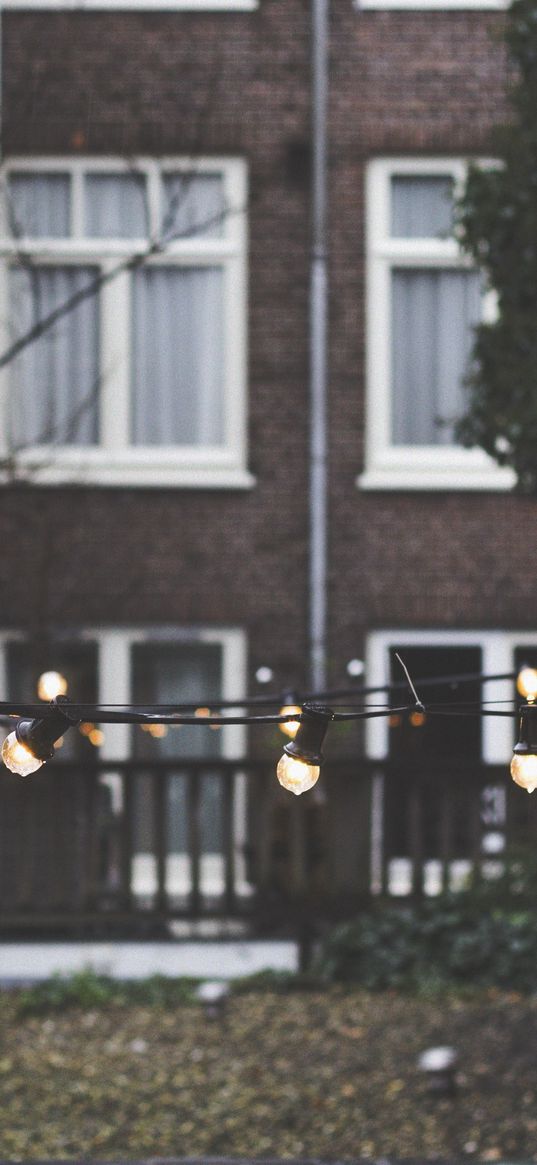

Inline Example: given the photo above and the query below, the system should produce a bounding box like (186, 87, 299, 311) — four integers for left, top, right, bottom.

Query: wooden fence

(0, 755, 534, 934)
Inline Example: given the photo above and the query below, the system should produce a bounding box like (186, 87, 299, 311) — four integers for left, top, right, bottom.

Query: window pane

(7, 174, 70, 238)
(132, 643, 223, 858)
(9, 265, 100, 447)
(391, 176, 454, 239)
(84, 174, 148, 238)
(391, 268, 481, 445)
(162, 173, 225, 240)
(131, 267, 224, 446)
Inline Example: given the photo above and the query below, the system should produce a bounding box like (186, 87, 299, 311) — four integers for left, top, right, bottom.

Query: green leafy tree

(456, 0, 537, 492)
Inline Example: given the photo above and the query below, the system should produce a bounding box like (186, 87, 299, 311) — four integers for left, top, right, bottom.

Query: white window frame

(359, 158, 515, 492)
(1, 0, 257, 11)
(365, 628, 529, 763)
(0, 156, 254, 489)
(357, 0, 505, 9)
(0, 625, 251, 901)
(366, 628, 530, 896)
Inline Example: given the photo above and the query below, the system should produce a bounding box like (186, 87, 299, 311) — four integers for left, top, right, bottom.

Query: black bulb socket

(283, 702, 333, 766)
(15, 697, 80, 761)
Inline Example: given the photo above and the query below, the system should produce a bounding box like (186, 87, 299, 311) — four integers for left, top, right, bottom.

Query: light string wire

(0, 665, 528, 728)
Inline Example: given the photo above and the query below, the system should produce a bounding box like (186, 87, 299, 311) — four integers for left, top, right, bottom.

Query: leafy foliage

(314, 858, 537, 992)
(456, 0, 537, 491)
(15, 969, 198, 1015)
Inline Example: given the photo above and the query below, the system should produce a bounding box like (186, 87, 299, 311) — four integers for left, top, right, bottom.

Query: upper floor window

(0, 158, 252, 489)
(359, 159, 515, 491)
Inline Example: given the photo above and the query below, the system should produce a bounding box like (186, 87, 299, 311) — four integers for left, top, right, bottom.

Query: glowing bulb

(279, 704, 302, 738)
(517, 667, 537, 704)
(276, 753, 320, 795)
(1, 732, 44, 776)
(89, 728, 105, 747)
(37, 671, 68, 701)
(511, 752, 537, 792)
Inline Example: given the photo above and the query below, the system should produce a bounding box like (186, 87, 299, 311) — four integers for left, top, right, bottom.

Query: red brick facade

(0, 1, 527, 704)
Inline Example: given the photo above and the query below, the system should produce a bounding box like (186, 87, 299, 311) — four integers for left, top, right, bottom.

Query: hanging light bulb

(37, 671, 68, 702)
(2, 732, 44, 776)
(1, 698, 79, 777)
(279, 691, 302, 739)
(276, 703, 333, 796)
(516, 666, 537, 704)
(511, 707, 537, 792)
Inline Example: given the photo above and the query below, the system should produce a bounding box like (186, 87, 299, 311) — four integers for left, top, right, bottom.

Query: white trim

(358, 0, 505, 8)
(360, 158, 515, 493)
(0, 157, 251, 489)
(365, 629, 525, 763)
(1, 0, 258, 10)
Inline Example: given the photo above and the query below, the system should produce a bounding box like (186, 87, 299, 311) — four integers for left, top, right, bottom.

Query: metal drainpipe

(309, 0, 329, 693)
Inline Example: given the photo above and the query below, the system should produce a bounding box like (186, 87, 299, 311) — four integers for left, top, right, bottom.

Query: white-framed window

(365, 630, 533, 896)
(357, 0, 505, 10)
(0, 625, 251, 903)
(359, 158, 515, 491)
(0, 157, 253, 489)
(0, 0, 257, 11)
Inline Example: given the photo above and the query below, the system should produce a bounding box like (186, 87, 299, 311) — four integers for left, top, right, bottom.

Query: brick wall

(1, 0, 529, 707)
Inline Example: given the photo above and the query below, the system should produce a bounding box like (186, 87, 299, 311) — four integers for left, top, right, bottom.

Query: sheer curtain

(8, 173, 70, 238)
(84, 174, 148, 238)
(392, 268, 481, 446)
(391, 175, 454, 239)
(9, 265, 100, 448)
(131, 266, 224, 446)
(390, 175, 481, 446)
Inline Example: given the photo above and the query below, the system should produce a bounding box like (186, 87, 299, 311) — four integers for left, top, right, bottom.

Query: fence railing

(0, 754, 534, 934)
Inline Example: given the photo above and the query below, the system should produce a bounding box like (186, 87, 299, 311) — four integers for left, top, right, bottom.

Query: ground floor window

(365, 631, 534, 896)
(0, 626, 250, 907)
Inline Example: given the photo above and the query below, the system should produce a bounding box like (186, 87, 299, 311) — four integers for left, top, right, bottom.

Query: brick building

(0, 0, 535, 933)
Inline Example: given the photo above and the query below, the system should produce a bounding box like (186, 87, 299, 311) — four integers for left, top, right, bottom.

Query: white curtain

(162, 174, 225, 240)
(9, 265, 99, 448)
(8, 173, 70, 239)
(391, 268, 481, 446)
(84, 174, 148, 238)
(391, 175, 454, 239)
(131, 266, 224, 446)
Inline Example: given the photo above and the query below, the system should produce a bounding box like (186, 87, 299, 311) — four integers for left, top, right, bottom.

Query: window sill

(0, 453, 256, 489)
(357, 0, 505, 8)
(358, 454, 516, 492)
(2, 0, 258, 8)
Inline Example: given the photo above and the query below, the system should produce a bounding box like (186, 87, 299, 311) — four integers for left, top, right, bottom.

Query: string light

(1, 698, 79, 776)
(276, 704, 333, 795)
(0, 664, 533, 797)
(37, 671, 68, 701)
(511, 707, 537, 793)
(517, 666, 537, 704)
(278, 691, 302, 739)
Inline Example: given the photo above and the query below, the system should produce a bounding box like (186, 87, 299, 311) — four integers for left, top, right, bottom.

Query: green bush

(314, 892, 537, 993)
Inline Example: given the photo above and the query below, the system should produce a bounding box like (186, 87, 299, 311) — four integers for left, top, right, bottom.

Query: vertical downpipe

(297, 0, 329, 973)
(309, 0, 329, 694)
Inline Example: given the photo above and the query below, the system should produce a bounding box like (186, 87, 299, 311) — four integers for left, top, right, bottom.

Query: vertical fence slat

(154, 768, 167, 916)
(188, 769, 201, 916)
(222, 768, 235, 914)
(408, 775, 423, 897)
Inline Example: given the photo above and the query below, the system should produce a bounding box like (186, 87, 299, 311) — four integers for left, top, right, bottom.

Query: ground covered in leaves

(0, 986, 536, 1162)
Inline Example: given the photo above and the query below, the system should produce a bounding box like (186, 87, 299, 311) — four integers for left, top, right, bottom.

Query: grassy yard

(0, 983, 536, 1161)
